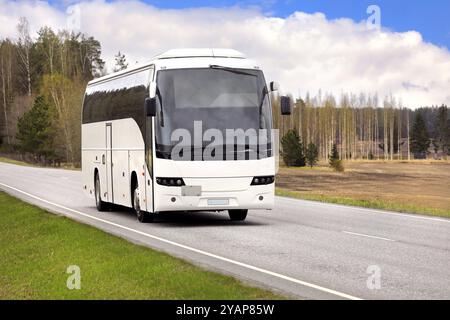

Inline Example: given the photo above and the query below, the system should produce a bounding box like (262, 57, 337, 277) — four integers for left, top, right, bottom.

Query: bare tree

(1, 50, 9, 144)
(17, 17, 32, 96)
(0, 40, 17, 146)
(389, 95, 395, 160)
(397, 100, 403, 160)
(271, 90, 421, 162)
(42, 74, 74, 163)
(406, 109, 411, 160)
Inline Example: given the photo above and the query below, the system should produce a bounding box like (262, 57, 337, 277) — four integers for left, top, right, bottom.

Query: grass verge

(0, 156, 39, 167)
(276, 188, 450, 219)
(0, 156, 79, 170)
(0, 191, 282, 299)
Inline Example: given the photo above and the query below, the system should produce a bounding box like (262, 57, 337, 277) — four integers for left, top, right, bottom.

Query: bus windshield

(155, 67, 272, 160)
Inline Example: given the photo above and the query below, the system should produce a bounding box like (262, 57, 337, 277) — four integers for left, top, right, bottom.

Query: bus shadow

(154, 211, 267, 227)
(107, 205, 267, 227)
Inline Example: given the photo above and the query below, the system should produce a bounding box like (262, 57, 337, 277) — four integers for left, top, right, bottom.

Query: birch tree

(17, 17, 32, 96)
(1, 45, 10, 144)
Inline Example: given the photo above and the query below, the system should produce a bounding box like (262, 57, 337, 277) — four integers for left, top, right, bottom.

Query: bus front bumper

(153, 183, 274, 212)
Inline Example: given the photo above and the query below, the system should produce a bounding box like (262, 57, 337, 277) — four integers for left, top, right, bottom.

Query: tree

(17, 17, 32, 96)
(329, 143, 339, 164)
(410, 111, 430, 159)
(329, 142, 344, 172)
(113, 51, 128, 72)
(406, 109, 411, 160)
(305, 142, 319, 167)
(78, 34, 105, 78)
(16, 96, 55, 161)
(281, 129, 305, 167)
(378, 140, 404, 155)
(1, 41, 12, 145)
(41, 74, 83, 164)
(435, 104, 449, 157)
(35, 26, 59, 75)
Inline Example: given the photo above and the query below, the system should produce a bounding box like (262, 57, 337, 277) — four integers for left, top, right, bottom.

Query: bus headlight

(251, 176, 275, 185)
(156, 177, 185, 186)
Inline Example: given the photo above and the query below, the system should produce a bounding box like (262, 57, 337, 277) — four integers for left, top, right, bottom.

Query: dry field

(276, 160, 450, 216)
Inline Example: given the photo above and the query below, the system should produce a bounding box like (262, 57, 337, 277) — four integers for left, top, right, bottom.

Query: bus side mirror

(145, 97, 157, 117)
(269, 81, 279, 92)
(280, 96, 291, 115)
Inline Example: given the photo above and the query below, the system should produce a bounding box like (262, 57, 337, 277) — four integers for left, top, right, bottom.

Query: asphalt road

(1, 162, 449, 300)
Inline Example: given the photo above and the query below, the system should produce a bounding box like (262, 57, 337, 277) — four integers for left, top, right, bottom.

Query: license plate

(207, 199, 229, 206)
(181, 186, 202, 196)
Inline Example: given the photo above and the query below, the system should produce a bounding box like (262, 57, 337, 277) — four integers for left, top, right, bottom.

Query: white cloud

(1, 0, 449, 108)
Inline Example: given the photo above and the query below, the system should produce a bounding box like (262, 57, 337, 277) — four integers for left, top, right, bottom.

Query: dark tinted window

(82, 69, 151, 132)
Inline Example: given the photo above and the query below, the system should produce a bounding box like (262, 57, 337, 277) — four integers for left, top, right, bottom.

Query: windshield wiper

(258, 86, 269, 128)
(209, 65, 257, 77)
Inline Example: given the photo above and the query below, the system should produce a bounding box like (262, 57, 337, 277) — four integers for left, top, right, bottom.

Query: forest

(1, 18, 449, 166)
(274, 94, 449, 164)
(0, 18, 104, 165)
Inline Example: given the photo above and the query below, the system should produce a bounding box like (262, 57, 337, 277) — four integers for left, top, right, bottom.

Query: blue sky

(138, 0, 450, 49)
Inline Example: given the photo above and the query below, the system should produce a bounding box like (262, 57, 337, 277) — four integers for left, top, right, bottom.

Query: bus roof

(87, 48, 247, 86)
(155, 48, 245, 59)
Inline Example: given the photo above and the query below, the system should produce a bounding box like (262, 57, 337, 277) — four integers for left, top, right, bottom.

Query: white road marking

(0, 181, 361, 300)
(342, 231, 396, 242)
(277, 196, 450, 224)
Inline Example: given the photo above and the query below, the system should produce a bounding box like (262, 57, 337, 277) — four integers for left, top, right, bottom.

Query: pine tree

(329, 142, 339, 165)
(281, 129, 305, 167)
(305, 142, 319, 168)
(16, 96, 55, 161)
(113, 51, 128, 72)
(329, 142, 344, 172)
(410, 111, 430, 159)
(435, 104, 449, 157)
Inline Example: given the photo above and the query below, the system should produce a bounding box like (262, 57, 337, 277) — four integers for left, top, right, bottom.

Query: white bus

(82, 48, 291, 222)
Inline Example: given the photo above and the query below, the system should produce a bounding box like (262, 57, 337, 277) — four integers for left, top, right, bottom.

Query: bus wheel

(228, 209, 248, 221)
(133, 186, 153, 223)
(94, 173, 108, 211)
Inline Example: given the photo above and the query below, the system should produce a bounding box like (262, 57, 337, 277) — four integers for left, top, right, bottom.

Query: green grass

(276, 188, 450, 219)
(0, 156, 39, 167)
(0, 192, 282, 299)
(0, 156, 79, 170)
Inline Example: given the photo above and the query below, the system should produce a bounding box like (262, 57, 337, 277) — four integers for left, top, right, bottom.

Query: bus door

(144, 115, 154, 213)
(105, 123, 114, 203)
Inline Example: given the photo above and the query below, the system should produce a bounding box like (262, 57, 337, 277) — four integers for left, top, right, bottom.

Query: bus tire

(228, 209, 248, 221)
(94, 172, 108, 211)
(133, 185, 154, 223)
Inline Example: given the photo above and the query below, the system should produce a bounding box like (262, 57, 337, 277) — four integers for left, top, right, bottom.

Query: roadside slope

(0, 191, 282, 299)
